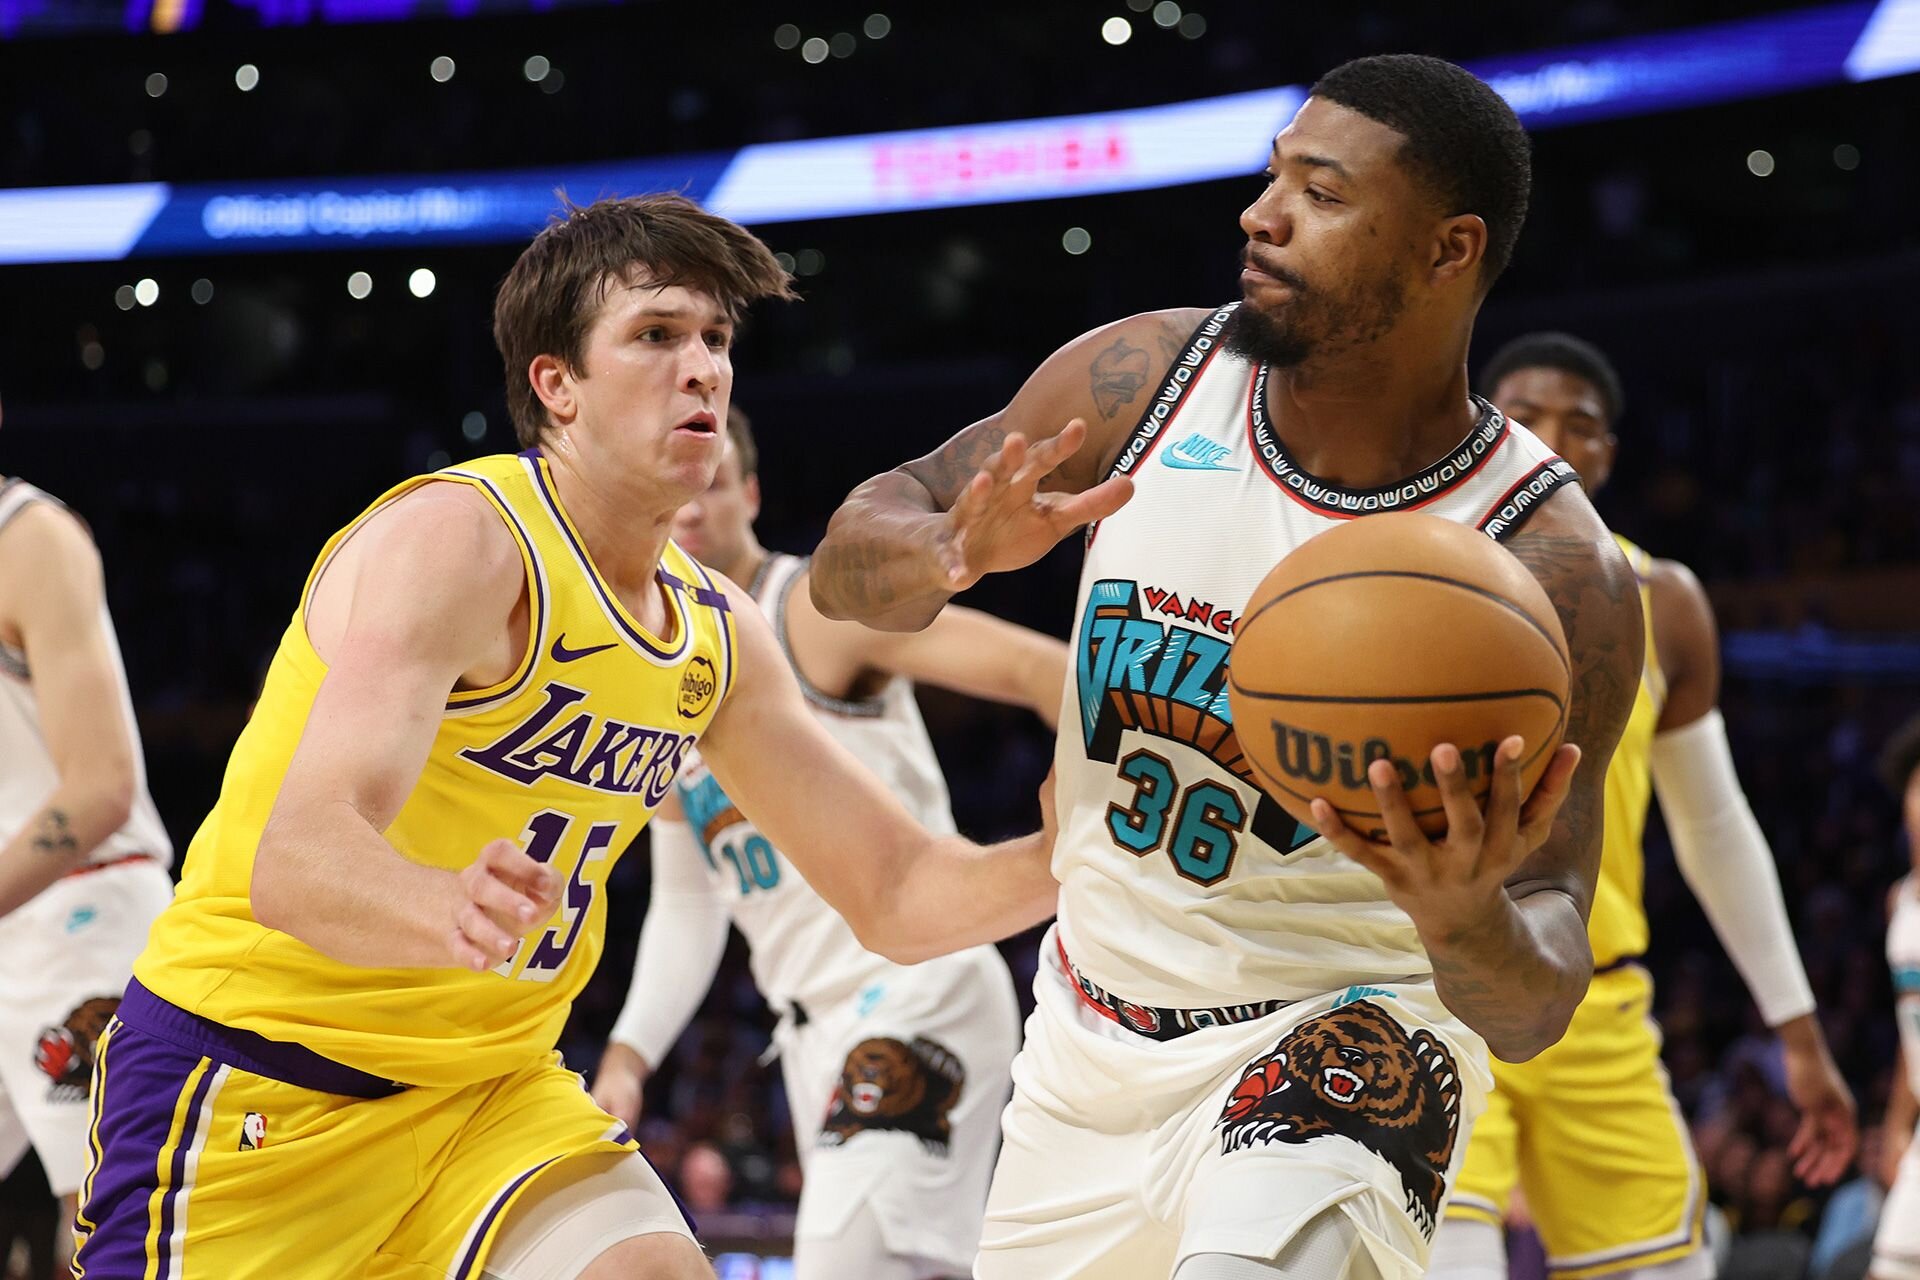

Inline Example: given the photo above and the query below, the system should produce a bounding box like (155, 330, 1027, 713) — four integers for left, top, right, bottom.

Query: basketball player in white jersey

(0, 392, 176, 1242)
(1874, 717, 1920, 1280)
(593, 406, 1059, 1279)
(812, 56, 1646, 1280)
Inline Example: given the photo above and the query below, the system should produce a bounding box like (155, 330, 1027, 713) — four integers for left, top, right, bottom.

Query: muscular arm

(700, 580, 1058, 963)
(785, 566, 1068, 729)
(1433, 492, 1643, 1061)
(252, 484, 556, 969)
(0, 505, 139, 917)
(811, 309, 1206, 630)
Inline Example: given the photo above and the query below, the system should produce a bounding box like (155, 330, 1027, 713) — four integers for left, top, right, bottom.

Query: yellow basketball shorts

(1446, 965, 1705, 1280)
(72, 981, 671, 1280)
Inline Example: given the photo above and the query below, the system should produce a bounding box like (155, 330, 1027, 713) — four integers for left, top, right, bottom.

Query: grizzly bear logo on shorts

(1217, 1000, 1461, 1238)
(820, 1036, 964, 1155)
(34, 995, 121, 1101)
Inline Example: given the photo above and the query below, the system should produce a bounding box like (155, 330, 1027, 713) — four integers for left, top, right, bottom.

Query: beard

(1220, 299, 1315, 368)
(1223, 259, 1410, 369)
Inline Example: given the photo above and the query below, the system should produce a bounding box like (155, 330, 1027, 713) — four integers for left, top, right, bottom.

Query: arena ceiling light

(3, 0, 1917, 266)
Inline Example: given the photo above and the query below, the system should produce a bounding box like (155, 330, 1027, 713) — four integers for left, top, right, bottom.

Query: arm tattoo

(31, 807, 79, 856)
(901, 421, 1008, 509)
(1088, 336, 1151, 420)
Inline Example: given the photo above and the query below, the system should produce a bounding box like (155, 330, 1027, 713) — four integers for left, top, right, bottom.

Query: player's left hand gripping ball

(1309, 736, 1581, 937)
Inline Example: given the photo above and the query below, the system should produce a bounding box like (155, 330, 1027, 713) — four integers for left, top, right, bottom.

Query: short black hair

(1311, 54, 1532, 290)
(1879, 713, 1920, 797)
(1480, 332, 1626, 424)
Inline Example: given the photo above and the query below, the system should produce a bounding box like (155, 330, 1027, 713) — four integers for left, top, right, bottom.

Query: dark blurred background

(1, 2, 1918, 1277)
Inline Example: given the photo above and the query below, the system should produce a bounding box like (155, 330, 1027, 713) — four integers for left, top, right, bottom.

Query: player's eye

(1306, 187, 1339, 205)
(637, 327, 668, 342)
(705, 331, 731, 349)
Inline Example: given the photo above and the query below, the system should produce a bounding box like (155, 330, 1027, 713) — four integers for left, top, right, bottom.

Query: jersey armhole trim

(1475, 458, 1581, 543)
(773, 556, 887, 719)
(1101, 303, 1240, 486)
(441, 470, 551, 715)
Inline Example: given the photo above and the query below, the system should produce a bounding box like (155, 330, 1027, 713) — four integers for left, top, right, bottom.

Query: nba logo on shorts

(240, 1112, 267, 1151)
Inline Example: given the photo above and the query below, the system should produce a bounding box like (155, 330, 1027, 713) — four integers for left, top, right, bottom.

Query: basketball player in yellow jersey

(1428, 332, 1858, 1280)
(74, 196, 1063, 1280)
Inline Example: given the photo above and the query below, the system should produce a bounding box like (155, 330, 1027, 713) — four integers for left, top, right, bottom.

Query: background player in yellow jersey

(73, 196, 1064, 1280)
(1429, 332, 1859, 1280)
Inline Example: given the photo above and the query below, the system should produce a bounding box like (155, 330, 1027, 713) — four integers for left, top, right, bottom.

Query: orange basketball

(1226, 512, 1570, 840)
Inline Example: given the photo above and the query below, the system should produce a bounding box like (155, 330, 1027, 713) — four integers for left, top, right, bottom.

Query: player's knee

(1426, 1217, 1507, 1280)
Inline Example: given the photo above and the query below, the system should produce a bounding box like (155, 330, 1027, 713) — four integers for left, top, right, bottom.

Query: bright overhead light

(430, 55, 455, 83)
(235, 63, 260, 91)
(774, 23, 801, 49)
(347, 271, 373, 299)
(523, 55, 550, 82)
(1746, 148, 1776, 177)
(114, 285, 137, 312)
(862, 13, 890, 39)
(145, 72, 168, 98)
(409, 268, 437, 298)
(801, 36, 829, 63)
(1062, 227, 1093, 255)
(133, 278, 160, 307)
(1152, 1, 1181, 28)
(191, 278, 214, 304)
(1101, 17, 1133, 45)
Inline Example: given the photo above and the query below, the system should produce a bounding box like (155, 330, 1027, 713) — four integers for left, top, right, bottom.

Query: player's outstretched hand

(1307, 736, 1581, 940)
(591, 1042, 651, 1129)
(937, 420, 1133, 592)
(447, 838, 562, 972)
(1783, 1030, 1858, 1186)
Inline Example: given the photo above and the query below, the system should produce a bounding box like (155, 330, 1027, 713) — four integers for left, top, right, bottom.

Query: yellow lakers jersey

(1587, 533, 1665, 969)
(136, 451, 737, 1087)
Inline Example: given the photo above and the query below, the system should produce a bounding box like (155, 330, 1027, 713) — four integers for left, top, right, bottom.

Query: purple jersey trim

(453, 1157, 560, 1280)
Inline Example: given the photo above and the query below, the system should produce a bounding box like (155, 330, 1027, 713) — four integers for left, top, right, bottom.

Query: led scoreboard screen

(0, 0, 631, 38)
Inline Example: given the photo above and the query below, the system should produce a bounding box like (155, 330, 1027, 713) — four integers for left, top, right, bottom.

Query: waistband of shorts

(1056, 934, 1293, 1042)
(63, 851, 159, 880)
(1593, 952, 1645, 977)
(118, 978, 411, 1098)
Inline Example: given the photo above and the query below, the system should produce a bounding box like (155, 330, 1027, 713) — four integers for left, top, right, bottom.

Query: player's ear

(1431, 214, 1486, 287)
(744, 473, 762, 523)
(529, 355, 576, 426)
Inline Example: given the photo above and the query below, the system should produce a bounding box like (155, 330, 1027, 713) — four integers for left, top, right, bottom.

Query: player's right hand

(937, 420, 1133, 591)
(447, 838, 562, 972)
(591, 1041, 652, 1128)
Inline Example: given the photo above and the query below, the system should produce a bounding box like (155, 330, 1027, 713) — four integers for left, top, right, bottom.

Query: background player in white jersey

(593, 406, 1062, 1279)
(1430, 332, 1855, 1280)
(1874, 717, 1920, 1280)
(0, 390, 175, 1240)
(812, 55, 1645, 1280)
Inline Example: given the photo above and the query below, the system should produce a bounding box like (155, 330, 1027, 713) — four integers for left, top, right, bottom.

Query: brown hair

(492, 194, 796, 447)
(725, 404, 759, 479)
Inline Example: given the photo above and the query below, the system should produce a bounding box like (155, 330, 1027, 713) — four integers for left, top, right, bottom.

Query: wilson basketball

(1226, 512, 1570, 839)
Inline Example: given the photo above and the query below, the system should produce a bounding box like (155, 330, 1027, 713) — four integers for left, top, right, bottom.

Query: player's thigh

(385, 1055, 684, 1279)
(1444, 1078, 1519, 1228)
(455, 1151, 706, 1280)
(1517, 1005, 1704, 1275)
(73, 1018, 406, 1280)
(1873, 1142, 1920, 1280)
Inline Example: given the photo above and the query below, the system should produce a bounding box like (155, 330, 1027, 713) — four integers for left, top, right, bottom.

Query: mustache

(1241, 246, 1308, 292)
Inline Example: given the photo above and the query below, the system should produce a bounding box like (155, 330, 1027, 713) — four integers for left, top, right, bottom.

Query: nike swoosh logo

(1161, 434, 1238, 472)
(550, 635, 620, 663)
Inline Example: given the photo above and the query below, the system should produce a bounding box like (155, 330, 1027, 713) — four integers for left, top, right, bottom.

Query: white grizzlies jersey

(1891, 876, 1920, 1097)
(0, 480, 173, 870)
(1056, 304, 1576, 1007)
(671, 553, 962, 1012)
